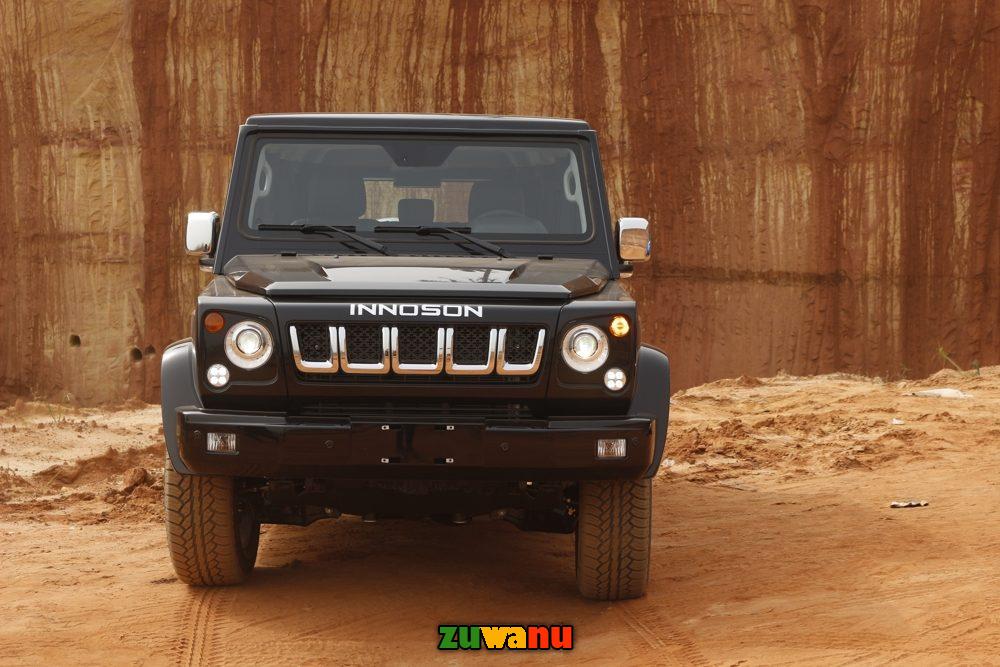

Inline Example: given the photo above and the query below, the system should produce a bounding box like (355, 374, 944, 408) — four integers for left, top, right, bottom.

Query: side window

(246, 151, 273, 228)
(563, 153, 588, 233)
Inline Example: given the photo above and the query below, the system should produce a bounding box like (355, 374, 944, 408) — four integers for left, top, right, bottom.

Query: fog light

(206, 432, 237, 454)
(206, 363, 229, 388)
(597, 438, 627, 459)
(604, 367, 627, 391)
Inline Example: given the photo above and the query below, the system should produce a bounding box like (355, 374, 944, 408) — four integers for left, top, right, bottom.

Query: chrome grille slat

(289, 325, 338, 373)
(445, 327, 497, 375)
(502, 327, 540, 365)
(496, 328, 545, 376)
(390, 326, 445, 374)
(338, 325, 391, 374)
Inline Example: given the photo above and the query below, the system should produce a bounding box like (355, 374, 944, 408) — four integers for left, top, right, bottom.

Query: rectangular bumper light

(206, 432, 237, 454)
(596, 438, 627, 459)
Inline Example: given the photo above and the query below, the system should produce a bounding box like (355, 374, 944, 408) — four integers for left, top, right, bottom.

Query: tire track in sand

(617, 602, 710, 666)
(171, 588, 231, 667)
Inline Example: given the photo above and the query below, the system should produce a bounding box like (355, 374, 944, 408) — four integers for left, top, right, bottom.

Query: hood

(223, 255, 609, 300)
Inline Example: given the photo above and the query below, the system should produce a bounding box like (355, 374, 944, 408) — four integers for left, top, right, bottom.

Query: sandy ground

(1, 369, 998, 665)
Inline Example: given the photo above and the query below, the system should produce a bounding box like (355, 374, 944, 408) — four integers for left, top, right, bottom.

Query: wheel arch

(161, 338, 202, 474)
(630, 344, 671, 478)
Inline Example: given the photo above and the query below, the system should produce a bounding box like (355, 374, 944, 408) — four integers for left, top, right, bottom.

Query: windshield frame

(213, 128, 618, 273)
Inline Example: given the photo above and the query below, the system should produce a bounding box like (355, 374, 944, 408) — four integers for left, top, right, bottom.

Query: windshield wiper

(375, 225, 507, 258)
(258, 224, 392, 256)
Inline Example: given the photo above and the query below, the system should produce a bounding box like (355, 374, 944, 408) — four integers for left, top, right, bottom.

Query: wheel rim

(234, 497, 259, 560)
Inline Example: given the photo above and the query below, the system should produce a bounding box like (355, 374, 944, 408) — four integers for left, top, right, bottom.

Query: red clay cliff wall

(1, 0, 998, 403)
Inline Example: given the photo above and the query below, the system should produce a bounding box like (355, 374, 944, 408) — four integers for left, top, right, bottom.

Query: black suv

(161, 114, 669, 600)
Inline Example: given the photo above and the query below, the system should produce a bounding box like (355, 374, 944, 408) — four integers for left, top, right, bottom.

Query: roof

(244, 113, 592, 134)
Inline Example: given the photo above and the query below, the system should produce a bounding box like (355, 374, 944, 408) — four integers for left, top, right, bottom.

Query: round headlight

(561, 324, 609, 373)
(224, 321, 273, 369)
(573, 331, 599, 358)
(235, 328, 263, 355)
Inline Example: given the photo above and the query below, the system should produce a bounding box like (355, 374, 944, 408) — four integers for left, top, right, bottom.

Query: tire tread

(576, 478, 652, 600)
(164, 460, 256, 586)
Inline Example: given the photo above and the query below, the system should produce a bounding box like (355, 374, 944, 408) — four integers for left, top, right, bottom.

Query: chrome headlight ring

(224, 320, 274, 369)
(560, 323, 609, 373)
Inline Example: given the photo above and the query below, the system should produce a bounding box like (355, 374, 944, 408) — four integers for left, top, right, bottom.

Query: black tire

(164, 459, 260, 586)
(575, 478, 652, 600)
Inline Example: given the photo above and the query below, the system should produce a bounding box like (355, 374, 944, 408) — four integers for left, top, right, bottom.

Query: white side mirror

(618, 217, 651, 263)
(186, 211, 218, 255)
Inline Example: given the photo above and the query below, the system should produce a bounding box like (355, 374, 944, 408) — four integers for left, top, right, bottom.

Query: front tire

(575, 478, 652, 600)
(164, 459, 260, 585)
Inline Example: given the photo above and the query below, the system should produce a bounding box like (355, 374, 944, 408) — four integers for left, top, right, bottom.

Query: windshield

(244, 138, 592, 241)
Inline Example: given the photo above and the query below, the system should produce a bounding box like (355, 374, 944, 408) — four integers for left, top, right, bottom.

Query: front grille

(297, 324, 331, 362)
(504, 326, 540, 365)
(452, 326, 492, 365)
(345, 325, 382, 364)
(397, 325, 438, 364)
(290, 322, 544, 380)
(291, 372, 535, 384)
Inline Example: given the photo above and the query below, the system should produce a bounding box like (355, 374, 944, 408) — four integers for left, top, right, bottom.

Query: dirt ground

(1, 368, 998, 665)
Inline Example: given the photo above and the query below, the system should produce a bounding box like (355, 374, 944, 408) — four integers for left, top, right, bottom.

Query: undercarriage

(246, 478, 579, 533)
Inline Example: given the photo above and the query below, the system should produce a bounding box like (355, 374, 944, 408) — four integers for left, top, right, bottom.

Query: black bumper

(176, 409, 654, 481)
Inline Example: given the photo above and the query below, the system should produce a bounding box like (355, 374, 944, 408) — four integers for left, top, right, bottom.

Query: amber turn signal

(204, 311, 225, 333)
(609, 315, 630, 338)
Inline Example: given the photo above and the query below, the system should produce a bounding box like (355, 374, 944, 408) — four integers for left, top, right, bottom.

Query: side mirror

(617, 217, 651, 263)
(186, 211, 218, 255)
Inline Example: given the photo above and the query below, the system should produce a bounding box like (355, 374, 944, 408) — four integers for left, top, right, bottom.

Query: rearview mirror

(186, 211, 218, 255)
(617, 217, 651, 263)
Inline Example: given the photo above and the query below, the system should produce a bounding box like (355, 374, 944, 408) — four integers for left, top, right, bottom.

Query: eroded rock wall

(1, 0, 997, 402)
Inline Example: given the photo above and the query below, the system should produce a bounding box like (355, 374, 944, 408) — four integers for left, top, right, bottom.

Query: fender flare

(630, 345, 671, 478)
(160, 339, 201, 474)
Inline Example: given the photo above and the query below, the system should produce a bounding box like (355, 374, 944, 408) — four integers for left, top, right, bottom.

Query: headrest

(469, 181, 525, 220)
(397, 198, 435, 225)
(307, 166, 366, 220)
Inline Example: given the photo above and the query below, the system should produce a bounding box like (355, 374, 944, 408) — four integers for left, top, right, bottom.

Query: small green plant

(936, 346, 980, 376)
(936, 346, 963, 372)
(40, 398, 68, 425)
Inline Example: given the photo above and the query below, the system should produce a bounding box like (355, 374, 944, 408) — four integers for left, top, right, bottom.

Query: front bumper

(176, 409, 654, 481)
